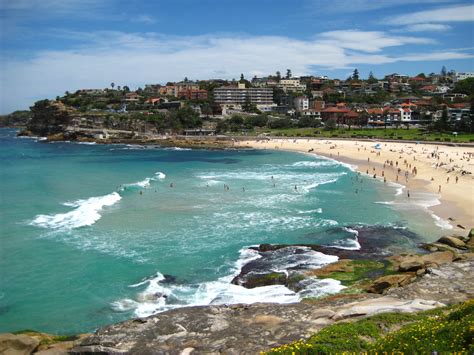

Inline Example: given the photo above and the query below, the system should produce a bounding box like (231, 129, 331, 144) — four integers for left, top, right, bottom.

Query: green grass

(265, 299, 474, 354)
(248, 127, 474, 143)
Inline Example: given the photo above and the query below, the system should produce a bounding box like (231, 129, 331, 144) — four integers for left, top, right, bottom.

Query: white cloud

(307, 0, 452, 13)
(386, 4, 474, 25)
(399, 23, 452, 32)
(131, 15, 156, 24)
(0, 0, 107, 14)
(319, 30, 434, 53)
(1, 30, 472, 113)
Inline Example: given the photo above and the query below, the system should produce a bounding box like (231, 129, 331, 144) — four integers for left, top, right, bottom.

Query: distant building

(294, 96, 309, 112)
(178, 89, 208, 101)
(448, 108, 470, 121)
(276, 78, 307, 93)
(213, 83, 273, 105)
(455, 72, 474, 81)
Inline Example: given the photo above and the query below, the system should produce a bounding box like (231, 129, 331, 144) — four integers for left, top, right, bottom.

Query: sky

(1, 0, 473, 113)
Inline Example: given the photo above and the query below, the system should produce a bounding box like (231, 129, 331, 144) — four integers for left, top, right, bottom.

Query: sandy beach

(236, 138, 474, 233)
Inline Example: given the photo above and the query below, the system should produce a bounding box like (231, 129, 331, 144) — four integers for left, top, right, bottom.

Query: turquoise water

(0, 128, 447, 334)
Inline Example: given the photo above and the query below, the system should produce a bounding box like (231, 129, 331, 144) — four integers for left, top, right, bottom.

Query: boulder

(437, 236, 466, 249)
(467, 229, 474, 248)
(398, 256, 424, 272)
(233, 272, 288, 289)
(421, 251, 454, 267)
(366, 273, 416, 294)
(0, 333, 39, 355)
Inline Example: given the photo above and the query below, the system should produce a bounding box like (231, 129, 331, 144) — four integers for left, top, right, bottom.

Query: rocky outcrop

(0, 334, 39, 355)
(437, 236, 467, 249)
(69, 258, 473, 354)
(366, 273, 417, 294)
(24, 100, 73, 137)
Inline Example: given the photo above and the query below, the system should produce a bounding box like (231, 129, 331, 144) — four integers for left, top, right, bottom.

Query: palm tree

(111, 82, 115, 90)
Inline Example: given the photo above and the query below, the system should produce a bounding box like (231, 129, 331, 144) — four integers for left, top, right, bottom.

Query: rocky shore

(2, 229, 473, 354)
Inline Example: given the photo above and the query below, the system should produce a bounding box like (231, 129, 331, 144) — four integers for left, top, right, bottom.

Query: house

(276, 78, 307, 93)
(300, 109, 322, 119)
(367, 108, 385, 125)
(448, 108, 470, 122)
(178, 89, 208, 101)
(454, 72, 474, 82)
(320, 106, 350, 122)
(145, 97, 165, 105)
(443, 93, 468, 102)
(124, 92, 141, 103)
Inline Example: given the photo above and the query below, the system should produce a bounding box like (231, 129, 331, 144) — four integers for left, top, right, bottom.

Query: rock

(331, 297, 444, 320)
(427, 242, 460, 254)
(0, 333, 39, 355)
(233, 272, 288, 289)
(437, 236, 466, 249)
(421, 251, 454, 267)
(467, 229, 474, 248)
(366, 274, 416, 294)
(398, 256, 424, 272)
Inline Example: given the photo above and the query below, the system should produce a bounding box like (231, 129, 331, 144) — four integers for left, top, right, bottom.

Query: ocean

(0, 128, 449, 334)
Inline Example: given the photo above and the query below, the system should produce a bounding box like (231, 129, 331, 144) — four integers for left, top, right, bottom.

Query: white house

(294, 96, 309, 112)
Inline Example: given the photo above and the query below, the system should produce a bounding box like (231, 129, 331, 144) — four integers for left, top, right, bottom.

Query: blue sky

(1, 0, 473, 113)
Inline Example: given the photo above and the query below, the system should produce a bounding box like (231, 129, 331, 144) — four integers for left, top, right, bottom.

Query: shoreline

(235, 138, 474, 233)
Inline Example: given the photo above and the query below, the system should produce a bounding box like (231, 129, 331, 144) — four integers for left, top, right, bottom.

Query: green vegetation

(12, 330, 78, 346)
(250, 127, 474, 143)
(310, 260, 389, 287)
(266, 299, 474, 354)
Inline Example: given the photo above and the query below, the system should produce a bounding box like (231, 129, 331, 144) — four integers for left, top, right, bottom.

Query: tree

(184, 77, 189, 82)
(325, 118, 337, 130)
(286, 69, 292, 79)
(367, 71, 377, 84)
(111, 82, 115, 90)
(352, 68, 360, 81)
(276, 71, 281, 82)
(441, 66, 447, 77)
(435, 106, 450, 132)
(240, 73, 245, 82)
(453, 78, 474, 95)
(417, 72, 426, 78)
(123, 86, 130, 93)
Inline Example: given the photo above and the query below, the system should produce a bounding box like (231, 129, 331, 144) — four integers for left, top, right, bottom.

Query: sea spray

(31, 192, 121, 230)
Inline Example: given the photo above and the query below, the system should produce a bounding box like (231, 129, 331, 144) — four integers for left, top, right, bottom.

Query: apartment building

(213, 83, 274, 105)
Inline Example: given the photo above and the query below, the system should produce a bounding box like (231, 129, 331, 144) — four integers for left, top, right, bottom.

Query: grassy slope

(246, 127, 474, 143)
(265, 299, 474, 354)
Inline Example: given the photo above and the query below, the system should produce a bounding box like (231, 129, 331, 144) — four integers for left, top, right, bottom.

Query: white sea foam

(298, 208, 323, 214)
(328, 227, 361, 250)
(113, 246, 342, 318)
(165, 147, 192, 151)
(292, 161, 336, 168)
(77, 142, 97, 145)
(154, 172, 166, 179)
(31, 192, 121, 230)
(121, 178, 151, 190)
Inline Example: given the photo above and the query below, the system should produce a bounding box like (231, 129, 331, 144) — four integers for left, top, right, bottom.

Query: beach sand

(236, 138, 474, 233)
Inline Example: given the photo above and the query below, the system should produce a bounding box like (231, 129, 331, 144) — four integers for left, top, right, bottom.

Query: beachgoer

(438, 185, 441, 193)
(456, 176, 459, 183)
(139, 190, 143, 195)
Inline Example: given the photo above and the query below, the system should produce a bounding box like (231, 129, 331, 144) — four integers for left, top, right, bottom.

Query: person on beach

(407, 190, 410, 198)
(438, 185, 442, 193)
(294, 185, 298, 191)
